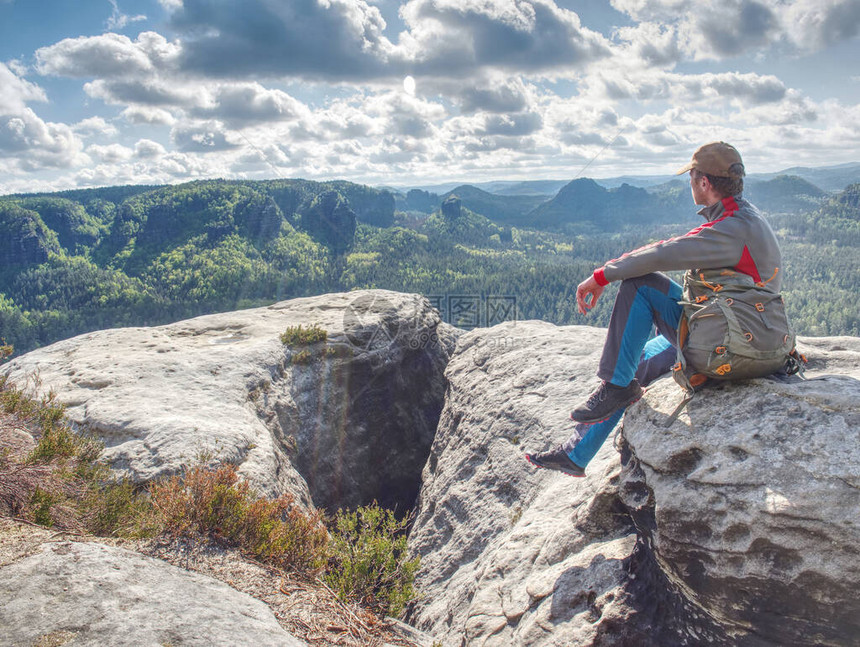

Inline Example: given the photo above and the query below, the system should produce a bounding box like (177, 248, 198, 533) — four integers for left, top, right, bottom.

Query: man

(526, 141, 784, 477)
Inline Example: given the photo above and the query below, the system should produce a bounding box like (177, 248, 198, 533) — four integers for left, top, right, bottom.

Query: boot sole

(525, 454, 585, 477)
(569, 388, 646, 425)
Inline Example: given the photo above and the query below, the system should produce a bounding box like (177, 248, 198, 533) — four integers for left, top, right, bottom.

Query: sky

(1, 0, 859, 194)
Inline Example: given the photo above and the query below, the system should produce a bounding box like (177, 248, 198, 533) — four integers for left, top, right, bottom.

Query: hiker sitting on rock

(527, 141, 799, 477)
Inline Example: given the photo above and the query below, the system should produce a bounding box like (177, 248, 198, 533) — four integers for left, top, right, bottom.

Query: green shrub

(1, 367, 419, 622)
(280, 323, 327, 346)
(85, 477, 156, 538)
(30, 488, 56, 527)
(149, 463, 329, 573)
(27, 423, 101, 465)
(325, 503, 420, 617)
(290, 349, 313, 364)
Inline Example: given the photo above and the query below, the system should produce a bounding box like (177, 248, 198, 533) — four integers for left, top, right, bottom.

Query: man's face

(690, 170, 708, 206)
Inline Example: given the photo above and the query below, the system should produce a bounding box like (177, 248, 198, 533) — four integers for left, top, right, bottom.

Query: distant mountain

(594, 175, 676, 189)
(526, 178, 689, 232)
(477, 180, 568, 196)
(440, 185, 546, 225)
(752, 163, 860, 193)
(394, 188, 441, 214)
(744, 175, 827, 213)
(596, 163, 860, 194)
(818, 183, 860, 221)
(389, 179, 567, 198)
(422, 196, 510, 246)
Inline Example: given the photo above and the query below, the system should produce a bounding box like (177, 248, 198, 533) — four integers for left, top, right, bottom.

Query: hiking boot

(525, 445, 585, 477)
(570, 379, 643, 425)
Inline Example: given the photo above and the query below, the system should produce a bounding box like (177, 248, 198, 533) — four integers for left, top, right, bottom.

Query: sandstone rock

(407, 323, 860, 646)
(406, 321, 655, 646)
(1, 290, 457, 511)
(0, 541, 304, 646)
(441, 195, 461, 219)
(619, 335, 860, 645)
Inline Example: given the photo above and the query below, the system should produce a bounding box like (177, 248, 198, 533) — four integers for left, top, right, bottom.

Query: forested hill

(1, 177, 858, 355)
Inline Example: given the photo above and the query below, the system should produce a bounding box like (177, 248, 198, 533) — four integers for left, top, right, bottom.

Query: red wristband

(593, 267, 609, 286)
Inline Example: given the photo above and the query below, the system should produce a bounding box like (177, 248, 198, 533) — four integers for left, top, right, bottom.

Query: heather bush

(325, 503, 420, 617)
(280, 323, 327, 346)
(150, 463, 329, 574)
(0, 350, 419, 617)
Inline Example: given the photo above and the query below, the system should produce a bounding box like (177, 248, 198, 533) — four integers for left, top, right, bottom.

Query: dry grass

(150, 463, 329, 574)
(0, 349, 427, 643)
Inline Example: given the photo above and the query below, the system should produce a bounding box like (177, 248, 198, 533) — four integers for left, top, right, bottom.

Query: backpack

(672, 268, 802, 394)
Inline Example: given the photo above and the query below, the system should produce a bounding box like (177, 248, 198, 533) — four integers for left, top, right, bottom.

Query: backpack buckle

(715, 363, 732, 376)
(755, 302, 765, 312)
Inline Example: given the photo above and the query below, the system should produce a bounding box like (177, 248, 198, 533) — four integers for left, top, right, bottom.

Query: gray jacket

(593, 195, 783, 294)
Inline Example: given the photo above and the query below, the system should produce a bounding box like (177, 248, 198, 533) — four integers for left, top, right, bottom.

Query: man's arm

(594, 210, 746, 287)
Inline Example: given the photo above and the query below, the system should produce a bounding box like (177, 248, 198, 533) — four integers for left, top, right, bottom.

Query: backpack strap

(785, 348, 808, 379)
(664, 391, 694, 428)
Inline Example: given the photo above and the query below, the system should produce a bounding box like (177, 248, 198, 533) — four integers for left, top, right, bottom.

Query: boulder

(406, 321, 655, 646)
(1, 290, 457, 511)
(407, 322, 860, 646)
(619, 335, 860, 645)
(0, 541, 305, 646)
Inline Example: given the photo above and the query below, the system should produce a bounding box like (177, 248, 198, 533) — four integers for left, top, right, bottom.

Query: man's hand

(576, 274, 605, 315)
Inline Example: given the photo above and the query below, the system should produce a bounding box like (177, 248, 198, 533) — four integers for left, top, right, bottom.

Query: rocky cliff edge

(406, 321, 860, 646)
(1, 292, 858, 646)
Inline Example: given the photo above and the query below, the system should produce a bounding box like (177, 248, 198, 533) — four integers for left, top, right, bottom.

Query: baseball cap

(675, 141, 744, 178)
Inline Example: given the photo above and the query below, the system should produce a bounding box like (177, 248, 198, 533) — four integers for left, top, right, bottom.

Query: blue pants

(564, 273, 683, 467)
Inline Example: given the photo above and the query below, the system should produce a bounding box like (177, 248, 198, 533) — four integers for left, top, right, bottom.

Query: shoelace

(585, 382, 609, 407)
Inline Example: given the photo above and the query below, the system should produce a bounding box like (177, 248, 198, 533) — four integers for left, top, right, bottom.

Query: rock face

(4, 290, 859, 645)
(619, 335, 860, 645)
(406, 322, 860, 646)
(0, 541, 305, 646)
(300, 190, 357, 254)
(441, 195, 462, 219)
(406, 322, 655, 646)
(1, 290, 457, 511)
(0, 204, 60, 269)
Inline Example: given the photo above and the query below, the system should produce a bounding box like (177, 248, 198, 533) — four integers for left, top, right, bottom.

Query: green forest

(1, 175, 858, 356)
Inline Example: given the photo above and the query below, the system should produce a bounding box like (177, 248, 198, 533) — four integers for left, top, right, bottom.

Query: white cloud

(0, 109, 84, 169)
(35, 32, 174, 78)
(399, 0, 612, 75)
(429, 75, 534, 114)
(736, 90, 819, 126)
(169, 0, 395, 80)
(614, 22, 680, 67)
(585, 69, 787, 106)
(85, 77, 199, 108)
(121, 106, 177, 126)
(86, 142, 134, 163)
(189, 83, 309, 128)
(0, 63, 85, 172)
(73, 116, 119, 137)
(134, 139, 167, 158)
(682, 0, 778, 60)
(0, 63, 47, 114)
(106, 0, 147, 30)
(611, 0, 860, 60)
(782, 0, 860, 51)
(171, 120, 241, 152)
